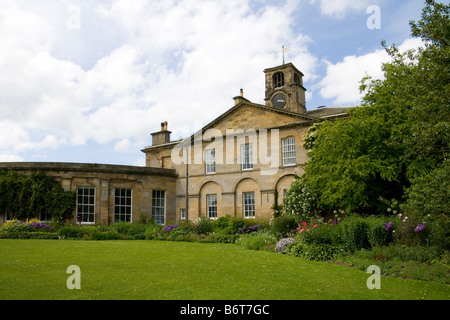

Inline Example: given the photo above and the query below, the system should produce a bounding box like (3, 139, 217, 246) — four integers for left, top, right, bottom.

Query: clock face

(272, 93, 286, 108)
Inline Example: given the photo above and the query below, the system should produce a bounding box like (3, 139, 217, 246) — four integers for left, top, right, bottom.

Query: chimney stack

(151, 121, 172, 146)
(233, 88, 250, 106)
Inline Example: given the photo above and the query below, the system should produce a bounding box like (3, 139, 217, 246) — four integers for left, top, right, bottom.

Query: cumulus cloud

(317, 38, 425, 106)
(0, 0, 319, 162)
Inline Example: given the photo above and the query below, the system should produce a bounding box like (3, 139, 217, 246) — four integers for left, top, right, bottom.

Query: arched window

(273, 72, 284, 88)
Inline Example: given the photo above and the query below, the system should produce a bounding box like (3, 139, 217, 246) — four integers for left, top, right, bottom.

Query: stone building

(0, 62, 349, 225)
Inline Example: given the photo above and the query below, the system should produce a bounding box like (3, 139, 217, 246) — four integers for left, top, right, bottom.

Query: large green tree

(301, 0, 449, 215)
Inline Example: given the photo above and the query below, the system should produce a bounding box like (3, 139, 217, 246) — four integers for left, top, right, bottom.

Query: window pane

(152, 190, 166, 225)
(282, 137, 296, 166)
(241, 144, 253, 170)
(114, 188, 132, 223)
(206, 149, 216, 174)
(243, 192, 255, 218)
(207, 194, 217, 219)
(180, 209, 186, 220)
(76, 187, 95, 224)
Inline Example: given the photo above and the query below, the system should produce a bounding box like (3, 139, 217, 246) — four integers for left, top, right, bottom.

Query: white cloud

(0, 154, 24, 162)
(317, 38, 424, 106)
(0, 0, 318, 163)
(310, 0, 371, 18)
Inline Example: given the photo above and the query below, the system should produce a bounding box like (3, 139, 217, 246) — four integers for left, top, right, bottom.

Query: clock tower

(264, 63, 307, 114)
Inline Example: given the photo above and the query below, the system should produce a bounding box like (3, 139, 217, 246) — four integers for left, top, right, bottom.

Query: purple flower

(414, 223, 426, 233)
(28, 222, 53, 230)
(384, 221, 394, 232)
(163, 224, 178, 232)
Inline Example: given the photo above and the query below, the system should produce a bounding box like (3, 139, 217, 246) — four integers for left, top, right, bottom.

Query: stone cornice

(0, 162, 178, 177)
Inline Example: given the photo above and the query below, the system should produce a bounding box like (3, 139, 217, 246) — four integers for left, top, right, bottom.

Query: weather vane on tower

(282, 45, 289, 65)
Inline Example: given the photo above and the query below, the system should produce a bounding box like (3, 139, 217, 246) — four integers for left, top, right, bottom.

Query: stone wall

(0, 162, 177, 225)
(143, 111, 311, 222)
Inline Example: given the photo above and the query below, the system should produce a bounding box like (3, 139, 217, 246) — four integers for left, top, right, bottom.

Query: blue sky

(0, 0, 438, 166)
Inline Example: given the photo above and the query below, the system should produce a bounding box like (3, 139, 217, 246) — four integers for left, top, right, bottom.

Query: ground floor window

(114, 188, 132, 223)
(39, 210, 52, 222)
(207, 194, 217, 219)
(243, 192, 255, 218)
(152, 190, 166, 225)
(180, 208, 187, 220)
(76, 187, 95, 223)
(5, 212, 14, 222)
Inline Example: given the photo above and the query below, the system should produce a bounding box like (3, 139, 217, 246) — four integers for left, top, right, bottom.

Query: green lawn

(0, 239, 448, 300)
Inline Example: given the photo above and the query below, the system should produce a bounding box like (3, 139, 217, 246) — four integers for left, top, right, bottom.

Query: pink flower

(302, 222, 307, 226)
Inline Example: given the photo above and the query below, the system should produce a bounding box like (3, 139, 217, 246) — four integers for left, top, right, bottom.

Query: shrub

(337, 245, 448, 284)
(27, 222, 54, 232)
(144, 224, 164, 240)
(88, 230, 127, 240)
(1, 231, 59, 240)
(202, 233, 238, 243)
(286, 242, 344, 261)
(212, 216, 231, 230)
(235, 224, 261, 235)
(57, 225, 97, 239)
(125, 223, 147, 239)
(271, 215, 297, 238)
(299, 224, 343, 246)
(229, 217, 246, 233)
(239, 236, 267, 250)
(1, 223, 34, 233)
(340, 216, 370, 251)
(238, 234, 277, 251)
(283, 178, 321, 222)
(285, 242, 303, 257)
(367, 222, 392, 248)
(193, 217, 213, 235)
(382, 245, 443, 264)
(302, 243, 344, 261)
(109, 222, 132, 234)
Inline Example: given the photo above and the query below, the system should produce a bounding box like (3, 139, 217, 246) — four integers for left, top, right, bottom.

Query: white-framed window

(180, 208, 187, 220)
(152, 190, 166, 225)
(243, 192, 255, 218)
(39, 210, 52, 222)
(114, 188, 132, 223)
(207, 194, 217, 219)
(282, 136, 296, 166)
(205, 149, 216, 174)
(241, 143, 253, 170)
(5, 212, 14, 222)
(76, 187, 95, 224)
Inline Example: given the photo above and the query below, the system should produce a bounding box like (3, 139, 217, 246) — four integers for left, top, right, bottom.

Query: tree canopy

(289, 0, 449, 217)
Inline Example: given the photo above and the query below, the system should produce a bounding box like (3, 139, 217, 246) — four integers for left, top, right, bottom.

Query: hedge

(286, 242, 345, 261)
(0, 231, 60, 240)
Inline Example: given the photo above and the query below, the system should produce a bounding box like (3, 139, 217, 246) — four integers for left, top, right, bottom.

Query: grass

(0, 239, 448, 300)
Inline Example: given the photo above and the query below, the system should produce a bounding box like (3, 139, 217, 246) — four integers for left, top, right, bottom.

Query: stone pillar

(99, 179, 110, 225)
